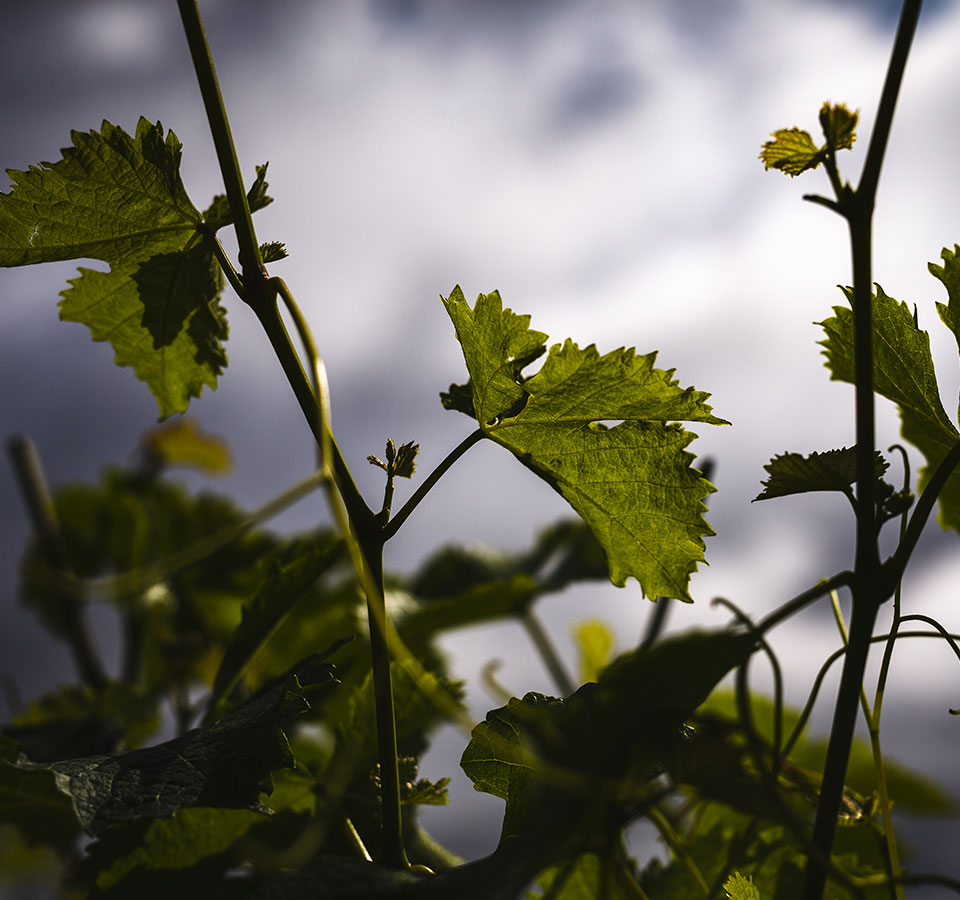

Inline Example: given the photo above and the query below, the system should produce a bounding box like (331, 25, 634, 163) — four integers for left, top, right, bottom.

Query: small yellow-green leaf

(819, 102, 858, 152)
(724, 872, 762, 900)
(571, 619, 614, 683)
(759, 127, 825, 176)
(140, 419, 232, 475)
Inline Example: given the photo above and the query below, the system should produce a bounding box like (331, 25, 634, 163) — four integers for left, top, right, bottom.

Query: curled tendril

(712, 597, 784, 766)
(900, 614, 960, 714)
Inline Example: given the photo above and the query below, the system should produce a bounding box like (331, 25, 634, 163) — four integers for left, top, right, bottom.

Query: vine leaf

(760, 102, 857, 176)
(0, 736, 79, 851)
(818, 103, 858, 152)
(461, 630, 753, 846)
(760, 127, 826, 177)
(140, 419, 233, 475)
(209, 535, 346, 713)
(820, 281, 960, 529)
(754, 447, 887, 501)
(571, 619, 615, 683)
(0, 119, 270, 417)
(441, 287, 727, 600)
(724, 873, 762, 900)
(529, 852, 632, 899)
(2, 672, 334, 835)
(930, 245, 960, 407)
(89, 807, 265, 890)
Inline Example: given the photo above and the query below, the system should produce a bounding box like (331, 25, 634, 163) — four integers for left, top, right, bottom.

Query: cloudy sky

(2, 0, 960, 869)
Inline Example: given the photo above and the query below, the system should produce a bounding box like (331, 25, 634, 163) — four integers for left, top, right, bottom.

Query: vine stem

(802, 3, 922, 896)
(521, 608, 576, 697)
(829, 592, 904, 898)
(176, 0, 262, 278)
(7, 436, 106, 691)
(382, 429, 484, 539)
(176, 0, 418, 867)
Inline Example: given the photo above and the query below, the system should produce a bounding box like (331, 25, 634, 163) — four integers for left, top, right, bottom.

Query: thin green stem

(713, 597, 784, 766)
(251, 293, 374, 533)
(885, 439, 960, 587)
(755, 572, 853, 636)
(805, 598, 879, 899)
(829, 593, 904, 899)
(521, 608, 576, 696)
(176, 0, 263, 279)
(382, 429, 484, 540)
(639, 597, 671, 650)
(647, 806, 710, 897)
(803, 5, 922, 896)
(272, 278, 333, 474)
(783, 629, 960, 762)
(856, 0, 924, 202)
(7, 435, 106, 690)
(84, 468, 328, 600)
(364, 539, 409, 869)
(268, 279, 408, 868)
(209, 233, 245, 297)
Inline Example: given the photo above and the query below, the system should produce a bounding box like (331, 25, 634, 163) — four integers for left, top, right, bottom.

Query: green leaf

(0, 823, 65, 891)
(529, 852, 634, 899)
(571, 619, 614, 683)
(260, 240, 288, 263)
(442, 288, 726, 600)
(0, 119, 252, 417)
(930, 245, 960, 413)
(724, 872, 762, 900)
(3, 680, 160, 762)
(201, 162, 273, 230)
(0, 737, 79, 851)
(819, 102, 858, 152)
(139, 419, 233, 475)
(210, 535, 346, 710)
(92, 806, 265, 890)
(7, 672, 335, 835)
(460, 692, 564, 843)
(461, 630, 753, 846)
(759, 127, 826, 176)
(820, 284, 960, 529)
(754, 447, 887, 501)
(399, 574, 539, 646)
(760, 102, 856, 179)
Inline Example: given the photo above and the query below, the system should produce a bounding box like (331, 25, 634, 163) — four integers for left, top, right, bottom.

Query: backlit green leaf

(760, 102, 856, 178)
(820, 283, 960, 529)
(442, 288, 726, 600)
(571, 619, 614, 683)
(754, 447, 887, 501)
(201, 162, 273, 231)
(0, 120, 268, 417)
(759, 127, 825, 176)
(724, 872, 762, 900)
(819, 102, 858, 152)
(140, 419, 233, 475)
